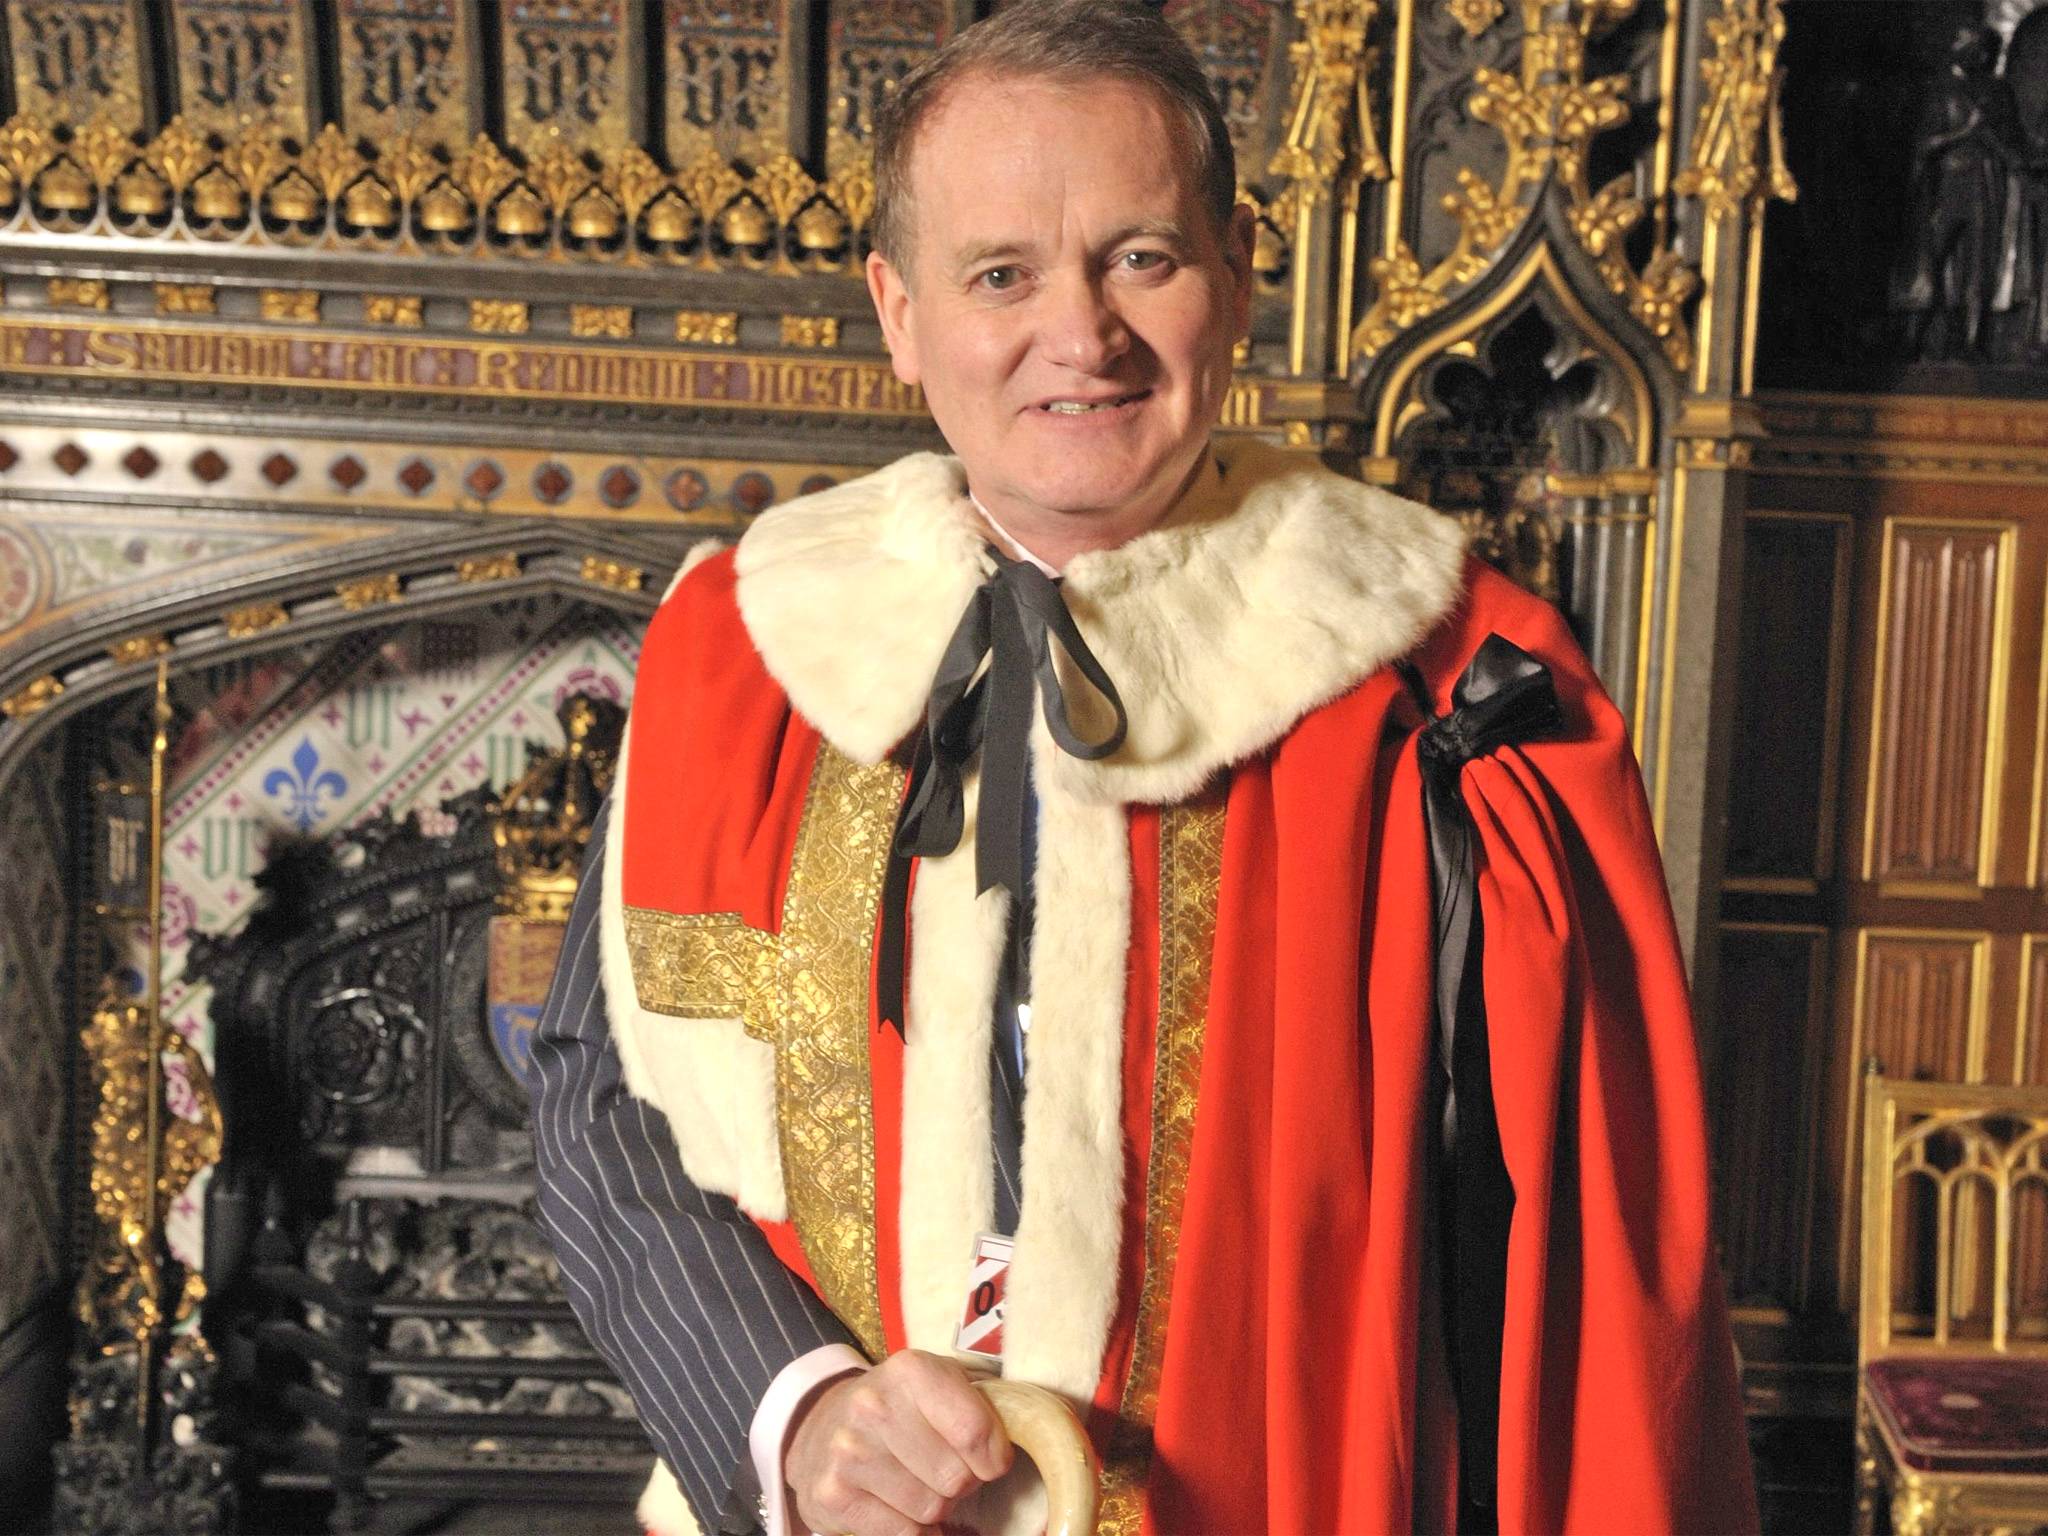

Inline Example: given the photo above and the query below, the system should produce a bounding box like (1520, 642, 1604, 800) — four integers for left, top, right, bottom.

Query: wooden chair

(1855, 1074, 2048, 1535)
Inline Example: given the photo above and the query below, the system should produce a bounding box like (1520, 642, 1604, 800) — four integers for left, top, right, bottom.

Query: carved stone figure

(1891, 24, 2032, 358)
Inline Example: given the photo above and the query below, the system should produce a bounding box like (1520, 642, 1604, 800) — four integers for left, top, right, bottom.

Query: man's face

(867, 74, 1254, 537)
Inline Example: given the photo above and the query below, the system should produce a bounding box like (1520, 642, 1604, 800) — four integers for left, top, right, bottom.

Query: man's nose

(1039, 274, 1130, 373)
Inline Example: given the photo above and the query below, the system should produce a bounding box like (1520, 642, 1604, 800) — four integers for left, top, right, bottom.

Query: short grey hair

(868, 0, 1238, 274)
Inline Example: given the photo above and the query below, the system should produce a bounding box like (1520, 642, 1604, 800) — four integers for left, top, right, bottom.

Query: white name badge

(954, 1231, 1014, 1359)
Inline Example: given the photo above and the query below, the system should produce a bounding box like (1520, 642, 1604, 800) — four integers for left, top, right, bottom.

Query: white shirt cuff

(749, 1342, 869, 1536)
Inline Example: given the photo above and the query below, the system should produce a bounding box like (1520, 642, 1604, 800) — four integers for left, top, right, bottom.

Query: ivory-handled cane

(972, 1378, 1101, 1536)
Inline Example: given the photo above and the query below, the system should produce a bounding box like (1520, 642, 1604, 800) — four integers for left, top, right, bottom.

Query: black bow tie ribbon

(1399, 633, 1561, 1532)
(875, 544, 1128, 1038)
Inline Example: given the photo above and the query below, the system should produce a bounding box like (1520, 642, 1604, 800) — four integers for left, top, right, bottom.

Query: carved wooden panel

(1726, 513, 1850, 890)
(498, 0, 637, 157)
(1853, 930, 1986, 1085)
(168, 0, 317, 141)
(1864, 522, 2013, 890)
(5, 0, 147, 131)
(1837, 930, 1989, 1307)
(664, 0, 791, 166)
(1715, 923, 1829, 1313)
(336, 0, 480, 147)
(2024, 937, 2048, 1088)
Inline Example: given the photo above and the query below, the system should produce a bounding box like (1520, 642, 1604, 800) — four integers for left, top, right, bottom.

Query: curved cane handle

(972, 1378, 1101, 1536)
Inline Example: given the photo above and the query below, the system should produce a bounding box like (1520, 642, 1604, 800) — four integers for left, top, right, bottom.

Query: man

(529, 4, 1759, 1533)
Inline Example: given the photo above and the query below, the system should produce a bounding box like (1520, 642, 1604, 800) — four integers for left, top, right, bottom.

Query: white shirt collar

(967, 491, 1062, 577)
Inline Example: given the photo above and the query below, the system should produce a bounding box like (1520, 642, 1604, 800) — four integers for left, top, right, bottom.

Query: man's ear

(866, 250, 922, 387)
(1225, 202, 1256, 340)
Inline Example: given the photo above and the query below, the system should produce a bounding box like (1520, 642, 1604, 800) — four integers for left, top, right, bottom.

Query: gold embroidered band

(621, 744, 905, 1358)
(1096, 788, 1227, 1533)
(764, 746, 904, 1357)
(621, 909, 773, 1027)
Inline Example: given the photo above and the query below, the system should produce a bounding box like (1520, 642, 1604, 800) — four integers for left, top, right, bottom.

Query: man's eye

(978, 266, 1021, 292)
(1120, 250, 1170, 273)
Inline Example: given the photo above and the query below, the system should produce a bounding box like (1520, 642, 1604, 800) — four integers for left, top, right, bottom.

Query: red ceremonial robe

(605, 440, 1758, 1535)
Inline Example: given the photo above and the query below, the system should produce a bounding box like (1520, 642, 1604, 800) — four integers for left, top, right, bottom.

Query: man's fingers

(805, 1474, 936, 1536)
(876, 1407, 980, 1506)
(889, 1356, 1012, 1484)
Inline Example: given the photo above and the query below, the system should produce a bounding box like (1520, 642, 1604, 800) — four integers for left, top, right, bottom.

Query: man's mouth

(1038, 391, 1148, 415)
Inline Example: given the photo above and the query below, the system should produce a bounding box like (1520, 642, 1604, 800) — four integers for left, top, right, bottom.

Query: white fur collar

(734, 439, 1467, 804)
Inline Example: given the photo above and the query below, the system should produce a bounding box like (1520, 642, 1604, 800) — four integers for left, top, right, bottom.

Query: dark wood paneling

(1856, 931, 1981, 1081)
(1727, 515, 1850, 888)
(1715, 924, 1829, 1311)
(1868, 523, 2007, 888)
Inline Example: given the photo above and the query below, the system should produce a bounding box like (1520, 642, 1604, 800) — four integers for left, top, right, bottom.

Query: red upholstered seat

(1864, 1357, 2048, 1475)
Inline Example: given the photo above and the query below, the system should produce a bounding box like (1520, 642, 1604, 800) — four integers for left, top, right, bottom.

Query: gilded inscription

(0, 319, 932, 418)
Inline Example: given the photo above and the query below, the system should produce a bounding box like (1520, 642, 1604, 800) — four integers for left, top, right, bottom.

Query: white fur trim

(602, 723, 788, 1220)
(735, 455, 990, 766)
(638, 1462, 700, 1536)
(893, 753, 1133, 1400)
(895, 772, 1011, 1355)
(733, 439, 1467, 800)
(999, 766, 1131, 1398)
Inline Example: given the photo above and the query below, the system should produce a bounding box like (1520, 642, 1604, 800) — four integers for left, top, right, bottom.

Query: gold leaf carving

(529, 140, 588, 215)
(1445, 0, 1505, 36)
(780, 316, 840, 349)
(336, 573, 402, 610)
(469, 299, 529, 335)
(154, 283, 216, 316)
(75, 115, 135, 188)
(224, 602, 288, 637)
(144, 117, 206, 194)
(364, 294, 424, 327)
(1, 675, 63, 718)
(457, 553, 521, 583)
(609, 143, 666, 222)
(1268, 0, 1388, 201)
(1675, 0, 1797, 223)
(580, 557, 644, 592)
(260, 289, 320, 323)
(571, 303, 633, 339)
(301, 122, 364, 200)
(0, 115, 56, 193)
(675, 310, 739, 346)
(48, 278, 111, 311)
(108, 634, 171, 665)
(378, 132, 441, 205)
(454, 134, 516, 209)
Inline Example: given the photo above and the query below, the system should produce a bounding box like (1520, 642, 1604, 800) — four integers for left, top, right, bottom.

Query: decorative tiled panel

(499, 0, 637, 157)
(336, 0, 480, 146)
(825, 0, 952, 164)
(1865, 521, 2012, 889)
(5, 0, 148, 131)
(0, 730, 71, 1336)
(168, 0, 317, 141)
(136, 596, 642, 1269)
(0, 423, 840, 531)
(664, 0, 790, 166)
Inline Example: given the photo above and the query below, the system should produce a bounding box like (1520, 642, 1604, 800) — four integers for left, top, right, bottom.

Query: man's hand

(785, 1349, 1013, 1536)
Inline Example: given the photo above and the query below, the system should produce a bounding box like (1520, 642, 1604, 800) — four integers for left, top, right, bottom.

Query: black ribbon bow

(1398, 633, 1561, 1530)
(875, 544, 1128, 1037)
